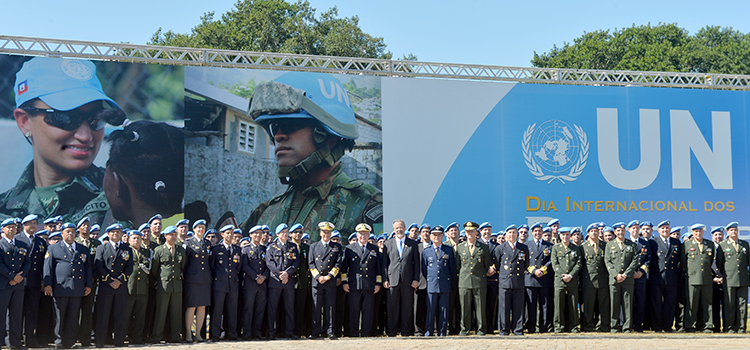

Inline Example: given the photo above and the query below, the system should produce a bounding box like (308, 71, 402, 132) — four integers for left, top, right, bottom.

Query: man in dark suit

(479, 222, 499, 334)
(382, 219, 420, 337)
(210, 225, 241, 341)
(524, 222, 553, 334)
(44, 222, 93, 349)
(308, 221, 343, 339)
(265, 223, 299, 340)
(289, 223, 311, 338)
(342, 223, 382, 337)
(421, 225, 454, 337)
(94, 224, 134, 348)
(21, 215, 48, 348)
(0, 218, 30, 350)
(648, 220, 681, 332)
(626, 220, 651, 333)
(494, 224, 529, 336)
(414, 224, 431, 336)
(240, 225, 269, 340)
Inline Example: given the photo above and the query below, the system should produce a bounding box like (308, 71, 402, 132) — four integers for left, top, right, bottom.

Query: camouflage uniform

(242, 163, 382, 242)
(0, 162, 110, 225)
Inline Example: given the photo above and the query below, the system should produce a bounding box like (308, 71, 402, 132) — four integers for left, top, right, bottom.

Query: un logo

(522, 120, 589, 183)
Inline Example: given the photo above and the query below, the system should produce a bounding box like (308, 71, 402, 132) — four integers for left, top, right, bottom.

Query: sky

(3, 0, 750, 67)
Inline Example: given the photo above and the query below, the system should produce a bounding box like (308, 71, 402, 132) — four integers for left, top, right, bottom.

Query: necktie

(398, 240, 403, 258)
(537, 240, 541, 251)
(69, 244, 75, 255)
(469, 243, 475, 255)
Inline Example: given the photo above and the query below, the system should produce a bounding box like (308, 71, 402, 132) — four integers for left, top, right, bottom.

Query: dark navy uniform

(183, 236, 212, 308)
(421, 243, 454, 336)
(494, 241, 529, 335)
(293, 241, 311, 338)
(240, 242, 268, 339)
(524, 239, 553, 333)
(648, 235, 681, 331)
(94, 241, 134, 347)
(414, 240, 430, 336)
(265, 240, 299, 339)
(23, 234, 48, 347)
(631, 237, 651, 332)
(0, 237, 30, 348)
(343, 242, 382, 337)
(308, 240, 343, 338)
(483, 238, 499, 334)
(210, 243, 241, 340)
(43, 241, 93, 349)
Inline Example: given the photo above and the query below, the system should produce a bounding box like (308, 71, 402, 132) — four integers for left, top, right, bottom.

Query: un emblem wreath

(522, 121, 589, 184)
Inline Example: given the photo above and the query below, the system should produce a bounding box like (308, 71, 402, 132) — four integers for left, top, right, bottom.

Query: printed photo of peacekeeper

(183, 67, 382, 240)
(0, 54, 184, 227)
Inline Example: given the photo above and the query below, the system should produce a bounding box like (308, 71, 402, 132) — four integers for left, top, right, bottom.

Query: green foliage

(149, 0, 392, 59)
(219, 78, 259, 99)
(342, 80, 380, 100)
(532, 23, 750, 75)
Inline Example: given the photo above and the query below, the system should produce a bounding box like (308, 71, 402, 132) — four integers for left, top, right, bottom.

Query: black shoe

(10, 346, 29, 350)
(327, 334, 337, 340)
(289, 335, 300, 340)
(309, 335, 319, 340)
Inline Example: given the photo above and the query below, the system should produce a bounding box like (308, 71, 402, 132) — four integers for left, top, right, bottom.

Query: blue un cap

(148, 214, 163, 224)
(289, 223, 304, 232)
(1, 218, 16, 228)
(176, 219, 189, 227)
(690, 223, 706, 231)
(657, 220, 670, 228)
(726, 222, 739, 229)
(22, 214, 38, 224)
(275, 223, 288, 234)
(60, 222, 75, 230)
(248, 225, 263, 234)
(77, 217, 90, 228)
(192, 219, 207, 229)
(640, 221, 653, 228)
(627, 220, 639, 228)
(105, 223, 123, 233)
(162, 226, 177, 235)
(220, 224, 235, 233)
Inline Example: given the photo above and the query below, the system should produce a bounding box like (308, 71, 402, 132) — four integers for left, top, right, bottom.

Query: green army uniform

(0, 162, 110, 225)
(551, 242, 581, 333)
(604, 239, 639, 332)
(75, 236, 102, 346)
(293, 241, 311, 337)
(716, 239, 750, 333)
(681, 238, 716, 332)
(150, 243, 186, 342)
(125, 246, 153, 344)
(242, 164, 382, 242)
(456, 240, 491, 335)
(580, 240, 610, 332)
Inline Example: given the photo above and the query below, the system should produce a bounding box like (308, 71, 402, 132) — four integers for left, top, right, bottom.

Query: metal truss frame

(2, 35, 750, 90)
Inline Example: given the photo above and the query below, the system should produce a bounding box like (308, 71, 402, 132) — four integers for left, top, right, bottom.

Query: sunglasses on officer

(21, 103, 126, 131)
(267, 118, 316, 138)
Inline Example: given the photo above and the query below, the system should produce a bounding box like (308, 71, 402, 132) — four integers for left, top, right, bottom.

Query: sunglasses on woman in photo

(22, 105, 126, 131)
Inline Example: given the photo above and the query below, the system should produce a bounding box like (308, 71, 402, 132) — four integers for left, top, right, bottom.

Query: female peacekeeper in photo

(102, 120, 184, 227)
(3, 57, 126, 225)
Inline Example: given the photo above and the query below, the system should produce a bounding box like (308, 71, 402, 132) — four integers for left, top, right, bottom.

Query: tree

(149, 0, 392, 59)
(532, 23, 750, 75)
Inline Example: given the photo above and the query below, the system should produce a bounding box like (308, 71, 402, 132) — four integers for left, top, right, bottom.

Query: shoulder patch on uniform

(365, 204, 383, 222)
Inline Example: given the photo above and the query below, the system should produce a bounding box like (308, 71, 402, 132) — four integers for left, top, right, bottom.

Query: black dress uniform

(483, 238, 499, 334)
(125, 245, 152, 344)
(94, 241, 134, 347)
(44, 241, 93, 349)
(240, 242, 268, 339)
(265, 239, 299, 339)
(183, 236, 212, 308)
(648, 234, 681, 332)
(293, 241, 311, 338)
(308, 239, 343, 338)
(382, 236, 420, 337)
(210, 242, 241, 340)
(0, 237, 30, 348)
(524, 239, 553, 333)
(342, 242, 382, 337)
(631, 237, 651, 332)
(23, 233, 48, 347)
(414, 240, 430, 336)
(493, 241, 529, 335)
(74, 236, 100, 347)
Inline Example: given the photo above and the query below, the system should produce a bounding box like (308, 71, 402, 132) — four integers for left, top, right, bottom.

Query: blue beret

(657, 220, 670, 228)
(670, 226, 682, 234)
(162, 226, 177, 234)
(289, 223, 304, 232)
(369, 233, 375, 240)
(681, 231, 691, 240)
(148, 214, 163, 224)
(597, 222, 605, 228)
(519, 224, 529, 230)
(548, 219, 560, 226)
(420, 224, 431, 231)
(459, 230, 466, 238)
(90, 224, 100, 232)
(627, 220, 639, 228)
(77, 217, 90, 228)
(49, 231, 62, 239)
(220, 224, 235, 233)
(612, 222, 626, 229)
(543, 227, 551, 233)
(348, 232, 357, 241)
(447, 222, 459, 230)
(490, 232, 498, 237)
(22, 215, 38, 224)
(558, 227, 571, 233)
(571, 227, 581, 234)
(249, 225, 263, 234)
(505, 224, 517, 232)
(239, 237, 250, 244)
(99, 235, 109, 244)
(531, 222, 543, 230)
(187, 231, 194, 237)
(138, 223, 150, 232)
(260, 225, 269, 231)
(640, 221, 653, 228)
(690, 223, 706, 231)
(478, 222, 491, 230)
(726, 222, 739, 229)
(387, 232, 394, 240)
(301, 233, 310, 240)
(602, 226, 614, 233)
(105, 223, 123, 233)
(4, 218, 20, 227)
(377, 234, 385, 241)
(192, 219, 207, 229)
(331, 230, 341, 238)
(233, 229, 242, 235)
(176, 219, 189, 227)
(275, 223, 288, 234)
(34, 229, 49, 237)
(12, 218, 20, 224)
(54, 216, 63, 222)
(711, 226, 724, 234)
(43, 217, 57, 224)
(60, 222, 75, 230)
(129, 230, 143, 237)
(586, 223, 598, 232)
(206, 229, 217, 235)
(408, 223, 418, 230)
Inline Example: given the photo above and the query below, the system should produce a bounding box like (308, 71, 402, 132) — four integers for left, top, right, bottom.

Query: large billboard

(383, 78, 750, 238)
